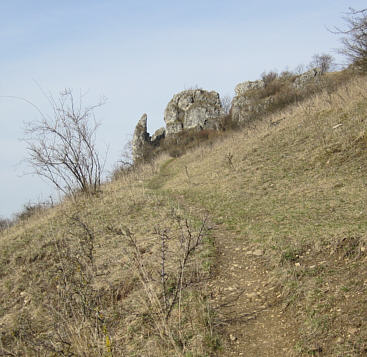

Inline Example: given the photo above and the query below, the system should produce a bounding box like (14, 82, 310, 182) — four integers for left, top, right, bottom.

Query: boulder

(235, 80, 265, 96)
(164, 89, 224, 135)
(231, 79, 269, 123)
(293, 68, 321, 88)
(231, 95, 273, 123)
(231, 68, 322, 123)
(132, 113, 150, 161)
(151, 127, 166, 145)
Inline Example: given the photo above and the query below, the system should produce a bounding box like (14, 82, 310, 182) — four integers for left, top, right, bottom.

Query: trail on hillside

(210, 226, 298, 356)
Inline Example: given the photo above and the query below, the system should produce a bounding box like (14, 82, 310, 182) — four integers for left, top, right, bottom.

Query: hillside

(1, 72, 367, 356)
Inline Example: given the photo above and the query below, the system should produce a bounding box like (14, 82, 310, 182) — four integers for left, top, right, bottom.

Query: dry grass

(1, 73, 367, 356)
(0, 158, 218, 356)
(149, 74, 367, 355)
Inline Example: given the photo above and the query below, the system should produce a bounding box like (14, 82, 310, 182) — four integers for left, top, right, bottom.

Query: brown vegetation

(2, 70, 367, 356)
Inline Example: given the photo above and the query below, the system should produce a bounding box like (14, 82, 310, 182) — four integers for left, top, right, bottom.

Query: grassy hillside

(1, 72, 367, 356)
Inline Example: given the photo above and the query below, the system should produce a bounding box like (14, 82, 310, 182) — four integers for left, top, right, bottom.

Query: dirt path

(209, 227, 299, 356)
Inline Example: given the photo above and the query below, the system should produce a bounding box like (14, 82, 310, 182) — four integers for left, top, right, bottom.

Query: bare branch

(23, 89, 106, 196)
(332, 8, 367, 71)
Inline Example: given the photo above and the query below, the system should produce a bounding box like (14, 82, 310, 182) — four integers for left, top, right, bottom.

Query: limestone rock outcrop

(151, 127, 166, 144)
(130, 68, 326, 162)
(231, 68, 323, 123)
(164, 89, 224, 135)
(132, 113, 150, 161)
(132, 115, 166, 162)
(231, 79, 271, 123)
(231, 95, 273, 123)
(293, 68, 321, 88)
(235, 80, 265, 96)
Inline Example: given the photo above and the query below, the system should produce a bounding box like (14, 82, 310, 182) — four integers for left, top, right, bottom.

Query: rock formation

(132, 113, 150, 162)
(151, 127, 166, 144)
(235, 79, 265, 96)
(132, 115, 166, 162)
(131, 69, 325, 162)
(231, 80, 270, 123)
(293, 68, 321, 88)
(231, 68, 323, 123)
(164, 89, 224, 135)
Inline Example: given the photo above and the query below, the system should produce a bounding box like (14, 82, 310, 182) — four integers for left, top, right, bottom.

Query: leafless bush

(261, 70, 278, 87)
(225, 152, 234, 169)
(0, 217, 12, 231)
(4, 215, 112, 356)
(110, 140, 135, 180)
(108, 213, 209, 354)
(161, 129, 217, 158)
(333, 7, 367, 72)
(221, 95, 232, 115)
(295, 64, 306, 75)
(155, 217, 207, 321)
(49, 216, 106, 351)
(279, 69, 294, 79)
(218, 114, 240, 131)
(14, 201, 51, 222)
(24, 89, 105, 196)
(259, 71, 283, 98)
(309, 53, 335, 74)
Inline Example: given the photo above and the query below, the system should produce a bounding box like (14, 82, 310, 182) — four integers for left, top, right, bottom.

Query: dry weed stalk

(48, 215, 110, 354)
(184, 165, 190, 183)
(156, 215, 208, 321)
(2, 215, 113, 356)
(225, 152, 235, 169)
(109, 214, 208, 355)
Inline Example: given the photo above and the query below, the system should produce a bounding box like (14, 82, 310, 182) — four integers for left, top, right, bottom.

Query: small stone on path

(253, 249, 264, 256)
(229, 334, 237, 341)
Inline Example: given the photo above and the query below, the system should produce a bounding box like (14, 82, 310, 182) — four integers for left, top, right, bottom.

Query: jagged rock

(231, 96, 250, 123)
(164, 89, 224, 135)
(132, 113, 150, 161)
(231, 68, 322, 124)
(231, 94, 273, 123)
(235, 80, 265, 96)
(231, 79, 273, 123)
(293, 68, 321, 88)
(130, 69, 325, 161)
(151, 127, 166, 145)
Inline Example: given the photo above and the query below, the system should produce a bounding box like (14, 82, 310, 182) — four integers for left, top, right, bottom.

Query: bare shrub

(259, 71, 283, 98)
(47, 216, 109, 355)
(309, 53, 335, 74)
(295, 64, 306, 74)
(110, 140, 135, 180)
(108, 213, 213, 354)
(11, 215, 111, 356)
(333, 8, 367, 72)
(225, 152, 234, 169)
(261, 70, 278, 87)
(242, 67, 353, 127)
(14, 201, 50, 222)
(0, 217, 12, 231)
(24, 89, 105, 196)
(168, 146, 186, 158)
(279, 69, 294, 79)
(218, 114, 240, 131)
(221, 95, 232, 115)
(160, 129, 218, 158)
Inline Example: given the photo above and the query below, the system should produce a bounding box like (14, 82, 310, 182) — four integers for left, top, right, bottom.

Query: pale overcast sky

(0, 0, 365, 218)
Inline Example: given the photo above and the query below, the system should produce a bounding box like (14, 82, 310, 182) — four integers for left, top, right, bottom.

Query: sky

(0, 0, 366, 218)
